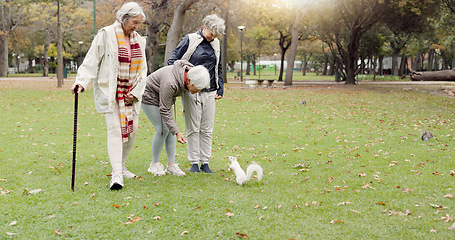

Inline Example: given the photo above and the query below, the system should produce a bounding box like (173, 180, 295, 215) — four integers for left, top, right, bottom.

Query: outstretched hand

(176, 132, 187, 144)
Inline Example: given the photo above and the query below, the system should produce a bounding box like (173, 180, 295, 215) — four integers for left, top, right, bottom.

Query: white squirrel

(228, 156, 263, 185)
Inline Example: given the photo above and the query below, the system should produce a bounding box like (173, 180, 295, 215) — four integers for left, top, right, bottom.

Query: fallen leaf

(259, 215, 264, 220)
(437, 214, 454, 223)
(6, 232, 16, 236)
(194, 206, 201, 210)
(376, 202, 386, 205)
(444, 193, 454, 198)
(112, 204, 120, 208)
(125, 217, 142, 224)
(330, 220, 344, 224)
(449, 222, 455, 231)
(153, 216, 162, 220)
(253, 204, 260, 209)
(9, 221, 17, 226)
(236, 232, 249, 238)
(401, 188, 413, 193)
(54, 230, 62, 235)
(180, 230, 189, 236)
(430, 229, 437, 233)
(225, 212, 234, 217)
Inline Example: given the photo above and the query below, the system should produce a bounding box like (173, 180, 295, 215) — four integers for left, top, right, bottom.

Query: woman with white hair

(142, 60, 210, 177)
(71, 2, 147, 190)
(167, 14, 226, 174)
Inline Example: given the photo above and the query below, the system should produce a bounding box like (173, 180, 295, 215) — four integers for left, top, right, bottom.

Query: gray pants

(182, 90, 216, 165)
(141, 103, 176, 164)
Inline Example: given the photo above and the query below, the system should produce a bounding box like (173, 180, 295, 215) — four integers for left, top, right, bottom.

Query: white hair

(202, 14, 225, 36)
(187, 65, 210, 90)
(116, 2, 146, 24)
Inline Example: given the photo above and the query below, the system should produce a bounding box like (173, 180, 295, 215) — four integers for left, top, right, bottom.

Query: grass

(1, 80, 455, 239)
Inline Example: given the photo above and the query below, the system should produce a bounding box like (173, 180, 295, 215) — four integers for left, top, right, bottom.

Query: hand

(176, 132, 187, 144)
(71, 83, 83, 94)
(125, 93, 135, 104)
(215, 94, 223, 100)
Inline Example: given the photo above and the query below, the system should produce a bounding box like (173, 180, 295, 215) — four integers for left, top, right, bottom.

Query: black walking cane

(71, 85, 79, 191)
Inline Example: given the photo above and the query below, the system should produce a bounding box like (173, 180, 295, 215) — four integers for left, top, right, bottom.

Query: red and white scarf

(114, 20, 143, 143)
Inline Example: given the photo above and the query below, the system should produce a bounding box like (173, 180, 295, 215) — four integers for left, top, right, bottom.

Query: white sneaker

(122, 168, 137, 179)
(148, 162, 165, 176)
(165, 164, 186, 176)
(110, 174, 124, 190)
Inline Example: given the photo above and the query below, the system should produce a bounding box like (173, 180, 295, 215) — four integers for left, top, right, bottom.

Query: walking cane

(71, 85, 79, 191)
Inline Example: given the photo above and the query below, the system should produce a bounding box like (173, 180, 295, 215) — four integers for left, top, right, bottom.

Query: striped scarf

(114, 20, 143, 143)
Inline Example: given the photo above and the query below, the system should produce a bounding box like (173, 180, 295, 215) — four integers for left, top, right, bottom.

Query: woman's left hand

(215, 94, 223, 100)
(125, 93, 135, 104)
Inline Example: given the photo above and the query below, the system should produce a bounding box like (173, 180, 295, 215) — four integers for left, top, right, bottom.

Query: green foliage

(1, 83, 455, 238)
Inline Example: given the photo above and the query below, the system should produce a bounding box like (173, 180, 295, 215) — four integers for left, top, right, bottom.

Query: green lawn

(1, 83, 454, 238)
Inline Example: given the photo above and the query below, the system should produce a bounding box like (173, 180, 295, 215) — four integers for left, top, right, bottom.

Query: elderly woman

(71, 2, 147, 190)
(142, 60, 210, 177)
(167, 14, 225, 173)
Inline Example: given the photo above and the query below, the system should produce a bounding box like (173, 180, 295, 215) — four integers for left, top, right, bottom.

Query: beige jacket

(74, 24, 147, 114)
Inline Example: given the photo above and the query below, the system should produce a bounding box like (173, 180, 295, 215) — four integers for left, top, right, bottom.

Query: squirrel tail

(246, 164, 263, 182)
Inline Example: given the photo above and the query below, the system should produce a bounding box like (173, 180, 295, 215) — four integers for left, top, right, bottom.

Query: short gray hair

(116, 2, 146, 24)
(187, 65, 210, 90)
(202, 14, 225, 36)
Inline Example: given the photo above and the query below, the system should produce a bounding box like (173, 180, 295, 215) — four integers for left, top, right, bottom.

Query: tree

(0, 0, 29, 76)
(163, 0, 200, 65)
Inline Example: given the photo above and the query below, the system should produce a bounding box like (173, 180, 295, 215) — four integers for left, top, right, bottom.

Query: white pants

(182, 90, 216, 165)
(104, 103, 138, 175)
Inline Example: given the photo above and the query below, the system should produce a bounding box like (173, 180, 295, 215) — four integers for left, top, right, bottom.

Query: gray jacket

(142, 60, 193, 135)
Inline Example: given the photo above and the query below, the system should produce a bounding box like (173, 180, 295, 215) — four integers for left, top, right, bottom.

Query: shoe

(122, 168, 137, 179)
(200, 164, 213, 173)
(110, 174, 124, 190)
(165, 164, 186, 176)
(148, 162, 166, 176)
(189, 164, 200, 173)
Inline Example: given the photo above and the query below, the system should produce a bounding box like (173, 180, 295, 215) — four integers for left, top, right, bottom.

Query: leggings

(141, 103, 176, 164)
(104, 103, 138, 175)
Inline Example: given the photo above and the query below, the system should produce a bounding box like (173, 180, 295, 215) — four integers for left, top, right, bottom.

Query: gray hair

(187, 65, 210, 90)
(202, 14, 225, 36)
(116, 2, 146, 24)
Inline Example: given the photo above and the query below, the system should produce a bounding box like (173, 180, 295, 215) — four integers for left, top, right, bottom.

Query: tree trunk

(285, 9, 302, 86)
(163, 0, 199, 65)
(427, 49, 434, 71)
(409, 67, 455, 81)
(278, 31, 291, 82)
(246, 55, 250, 76)
(43, 35, 50, 77)
(391, 52, 399, 76)
(222, 0, 229, 83)
(0, 34, 8, 77)
(57, 0, 64, 87)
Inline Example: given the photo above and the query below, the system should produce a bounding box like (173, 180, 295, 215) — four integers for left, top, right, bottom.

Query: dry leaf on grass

(180, 230, 189, 236)
(124, 217, 142, 224)
(437, 214, 454, 223)
(54, 230, 62, 235)
(153, 216, 162, 220)
(9, 221, 17, 226)
(444, 193, 454, 198)
(330, 220, 344, 224)
(236, 232, 248, 238)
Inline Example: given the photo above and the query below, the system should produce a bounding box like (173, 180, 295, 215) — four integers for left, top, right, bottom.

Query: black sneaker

(200, 164, 213, 173)
(189, 164, 200, 173)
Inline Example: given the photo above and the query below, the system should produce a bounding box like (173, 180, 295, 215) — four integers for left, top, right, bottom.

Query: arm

(167, 35, 190, 65)
(158, 84, 180, 136)
(72, 30, 106, 93)
(216, 52, 224, 98)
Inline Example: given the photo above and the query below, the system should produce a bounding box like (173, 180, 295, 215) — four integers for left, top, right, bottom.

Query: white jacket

(75, 24, 147, 114)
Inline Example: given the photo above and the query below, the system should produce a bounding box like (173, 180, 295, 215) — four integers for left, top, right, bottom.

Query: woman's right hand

(71, 83, 84, 94)
(176, 132, 187, 144)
